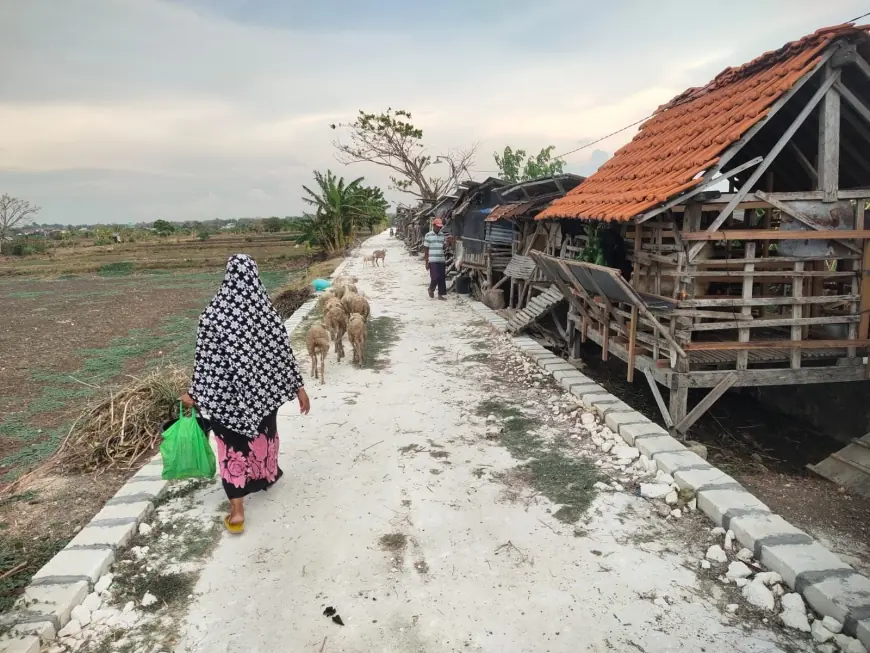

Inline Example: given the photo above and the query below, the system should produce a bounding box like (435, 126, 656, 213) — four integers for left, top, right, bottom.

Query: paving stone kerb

(469, 299, 870, 649)
(0, 263, 350, 653)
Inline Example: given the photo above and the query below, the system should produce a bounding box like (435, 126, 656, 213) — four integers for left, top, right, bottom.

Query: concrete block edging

(468, 299, 870, 648)
(0, 260, 353, 652)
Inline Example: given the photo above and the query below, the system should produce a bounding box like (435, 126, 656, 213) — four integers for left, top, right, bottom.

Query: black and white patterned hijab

(189, 254, 304, 437)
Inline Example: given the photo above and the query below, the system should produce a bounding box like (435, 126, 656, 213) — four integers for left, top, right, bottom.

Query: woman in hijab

(181, 254, 310, 534)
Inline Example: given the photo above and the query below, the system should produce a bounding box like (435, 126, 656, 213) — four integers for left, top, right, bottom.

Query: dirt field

(0, 237, 340, 613)
(0, 233, 312, 277)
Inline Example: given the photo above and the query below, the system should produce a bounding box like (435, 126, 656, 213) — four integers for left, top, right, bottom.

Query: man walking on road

(423, 218, 448, 300)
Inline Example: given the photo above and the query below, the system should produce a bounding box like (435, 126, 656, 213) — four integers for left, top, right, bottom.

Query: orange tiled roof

(539, 24, 869, 222)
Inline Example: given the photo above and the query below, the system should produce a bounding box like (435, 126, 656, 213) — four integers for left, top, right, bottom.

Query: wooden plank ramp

(506, 285, 564, 334)
(808, 433, 870, 498)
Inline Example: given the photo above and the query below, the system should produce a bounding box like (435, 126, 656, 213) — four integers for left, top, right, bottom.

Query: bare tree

(332, 108, 476, 201)
(0, 194, 40, 241)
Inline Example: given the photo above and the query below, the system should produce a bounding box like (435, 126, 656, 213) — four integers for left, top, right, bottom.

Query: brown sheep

(347, 313, 366, 367)
(316, 289, 336, 311)
(331, 276, 359, 300)
(323, 305, 348, 362)
(324, 297, 343, 315)
(346, 294, 370, 322)
(340, 290, 357, 314)
(305, 323, 330, 384)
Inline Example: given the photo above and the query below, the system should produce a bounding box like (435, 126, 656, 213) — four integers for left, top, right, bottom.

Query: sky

(0, 0, 865, 225)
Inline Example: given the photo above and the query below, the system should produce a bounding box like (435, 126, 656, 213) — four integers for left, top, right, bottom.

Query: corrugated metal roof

(485, 198, 552, 221)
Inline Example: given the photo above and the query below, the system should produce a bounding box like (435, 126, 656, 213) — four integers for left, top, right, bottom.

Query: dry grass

(269, 257, 342, 320)
(11, 367, 187, 490)
(272, 286, 312, 320)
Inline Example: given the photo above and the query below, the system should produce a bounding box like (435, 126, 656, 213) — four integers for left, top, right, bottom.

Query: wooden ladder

(505, 285, 564, 334)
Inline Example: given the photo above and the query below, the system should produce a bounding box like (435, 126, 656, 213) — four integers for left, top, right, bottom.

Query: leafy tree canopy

(152, 219, 176, 236)
(332, 108, 476, 201)
(494, 145, 566, 183)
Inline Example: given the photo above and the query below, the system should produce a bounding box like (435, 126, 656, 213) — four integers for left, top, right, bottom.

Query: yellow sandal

(223, 516, 244, 534)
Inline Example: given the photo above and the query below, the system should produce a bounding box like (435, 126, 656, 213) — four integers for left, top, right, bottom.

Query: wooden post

(669, 382, 688, 431)
(738, 242, 756, 370)
(627, 306, 639, 382)
(633, 222, 643, 292)
(791, 261, 804, 368)
(818, 65, 841, 203)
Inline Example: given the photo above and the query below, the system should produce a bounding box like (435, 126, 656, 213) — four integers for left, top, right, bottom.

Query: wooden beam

(707, 189, 869, 201)
(818, 66, 841, 202)
(861, 240, 870, 339)
(674, 373, 737, 434)
(688, 69, 841, 261)
(849, 51, 870, 85)
(636, 157, 763, 224)
(835, 80, 870, 126)
(791, 261, 804, 368)
(682, 339, 870, 351)
(681, 228, 870, 241)
(841, 134, 870, 180)
(644, 367, 673, 428)
(788, 141, 818, 184)
(683, 365, 869, 388)
(690, 314, 860, 331)
(677, 294, 857, 308)
(738, 242, 755, 370)
(754, 191, 862, 253)
(716, 48, 837, 171)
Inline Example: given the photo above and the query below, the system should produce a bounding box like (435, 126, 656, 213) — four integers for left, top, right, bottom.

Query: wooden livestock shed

(448, 178, 508, 280)
(475, 175, 585, 316)
(535, 24, 870, 437)
(400, 195, 456, 254)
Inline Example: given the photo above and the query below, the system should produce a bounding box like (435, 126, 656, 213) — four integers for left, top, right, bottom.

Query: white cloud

(0, 0, 865, 223)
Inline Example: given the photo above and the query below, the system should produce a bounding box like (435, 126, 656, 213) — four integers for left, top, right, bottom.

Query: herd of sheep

(305, 274, 370, 384)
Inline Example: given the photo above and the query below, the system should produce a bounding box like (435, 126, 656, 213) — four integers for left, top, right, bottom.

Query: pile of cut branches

(53, 366, 188, 473)
(272, 285, 312, 320)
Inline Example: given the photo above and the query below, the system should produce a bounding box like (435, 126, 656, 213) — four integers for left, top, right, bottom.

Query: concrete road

(174, 232, 791, 653)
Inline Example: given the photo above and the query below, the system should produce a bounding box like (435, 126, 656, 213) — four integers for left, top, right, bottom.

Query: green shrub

(3, 238, 48, 256)
(98, 261, 135, 276)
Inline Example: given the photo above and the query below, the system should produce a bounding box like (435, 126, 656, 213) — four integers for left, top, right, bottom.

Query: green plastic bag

(160, 403, 216, 480)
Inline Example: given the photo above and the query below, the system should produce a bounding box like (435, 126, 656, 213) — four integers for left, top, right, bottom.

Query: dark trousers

(428, 261, 447, 297)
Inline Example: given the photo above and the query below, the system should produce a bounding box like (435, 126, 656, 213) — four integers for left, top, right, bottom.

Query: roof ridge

(657, 23, 867, 114)
(539, 22, 870, 222)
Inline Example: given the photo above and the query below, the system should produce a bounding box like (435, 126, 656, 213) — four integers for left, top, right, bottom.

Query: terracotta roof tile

(540, 24, 870, 222)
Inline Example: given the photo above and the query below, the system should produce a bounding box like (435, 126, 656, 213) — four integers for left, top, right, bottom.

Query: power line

(552, 8, 870, 162)
(553, 114, 654, 160)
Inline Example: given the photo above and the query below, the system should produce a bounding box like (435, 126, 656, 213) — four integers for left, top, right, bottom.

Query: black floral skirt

(212, 409, 284, 500)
